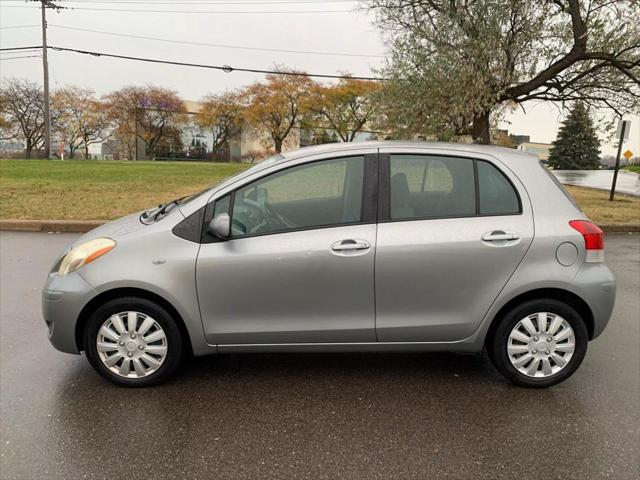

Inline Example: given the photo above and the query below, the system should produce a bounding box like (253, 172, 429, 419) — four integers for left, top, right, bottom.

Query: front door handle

(482, 231, 520, 242)
(331, 239, 371, 252)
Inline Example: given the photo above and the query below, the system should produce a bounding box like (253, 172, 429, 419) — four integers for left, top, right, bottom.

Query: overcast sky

(1, 0, 638, 156)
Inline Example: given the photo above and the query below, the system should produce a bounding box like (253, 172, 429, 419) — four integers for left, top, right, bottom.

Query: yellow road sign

(623, 150, 633, 160)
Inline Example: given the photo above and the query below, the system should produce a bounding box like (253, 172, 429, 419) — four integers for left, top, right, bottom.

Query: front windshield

(143, 154, 286, 223)
(180, 154, 285, 205)
(176, 155, 282, 204)
(175, 187, 212, 207)
(239, 154, 285, 177)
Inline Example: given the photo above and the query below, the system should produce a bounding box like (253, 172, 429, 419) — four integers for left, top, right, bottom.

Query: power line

(4, 0, 360, 3)
(0, 24, 40, 30)
(0, 52, 41, 56)
(47, 45, 386, 80)
(0, 46, 44, 52)
(2, 5, 358, 13)
(48, 24, 383, 58)
(0, 55, 42, 61)
(0, 44, 384, 78)
(0, 48, 41, 54)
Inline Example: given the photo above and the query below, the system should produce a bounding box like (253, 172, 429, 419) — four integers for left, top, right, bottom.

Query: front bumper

(42, 271, 96, 354)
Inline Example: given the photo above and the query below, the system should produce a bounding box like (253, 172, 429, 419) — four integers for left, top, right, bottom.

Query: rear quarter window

(477, 160, 521, 215)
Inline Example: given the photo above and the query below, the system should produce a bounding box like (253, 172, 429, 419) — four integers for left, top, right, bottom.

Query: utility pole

(40, 0, 51, 159)
(609, 119, 630, 201)
(134, 107, 139, 161)
(35, 0, 63, 159)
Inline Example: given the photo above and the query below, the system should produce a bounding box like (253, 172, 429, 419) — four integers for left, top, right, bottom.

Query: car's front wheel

(84, 297, 183, 387)
(488, 299, 588, 388)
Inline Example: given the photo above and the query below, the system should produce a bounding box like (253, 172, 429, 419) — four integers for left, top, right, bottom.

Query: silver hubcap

(507, 312, 575, 378)
(96, 311, 168, 378)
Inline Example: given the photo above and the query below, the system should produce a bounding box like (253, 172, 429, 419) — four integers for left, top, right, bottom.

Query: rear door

(375, 149, 534, 342)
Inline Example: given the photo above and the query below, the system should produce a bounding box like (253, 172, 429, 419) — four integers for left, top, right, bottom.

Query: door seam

(373, 148, 380, 342)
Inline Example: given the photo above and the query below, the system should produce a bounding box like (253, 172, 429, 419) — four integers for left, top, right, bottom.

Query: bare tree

(243, 71, 314, 153)
(52, 87, 111, 159)
(104, 85, 187, 159)
(306, 77, 381, 142)
(0, 78, 46, 158)
(196, 91, 244, 160)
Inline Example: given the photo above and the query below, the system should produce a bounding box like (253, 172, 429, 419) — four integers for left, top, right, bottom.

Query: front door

(375, 152, 534, 342)
(196, 154, 378, 345)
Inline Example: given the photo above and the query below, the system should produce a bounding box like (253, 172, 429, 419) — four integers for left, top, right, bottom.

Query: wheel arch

(75, 287, 194, 355)
(485, 288, 596, 345)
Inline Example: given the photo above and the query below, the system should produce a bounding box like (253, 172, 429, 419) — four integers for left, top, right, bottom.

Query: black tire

(487, 298, 588, 388)
(84, 297, 183, 387)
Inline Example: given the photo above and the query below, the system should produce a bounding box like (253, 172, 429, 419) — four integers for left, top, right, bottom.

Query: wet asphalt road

(1, 232, 638, 480)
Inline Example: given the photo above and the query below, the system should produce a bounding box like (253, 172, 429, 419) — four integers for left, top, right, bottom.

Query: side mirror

(208, 213, 230, 240)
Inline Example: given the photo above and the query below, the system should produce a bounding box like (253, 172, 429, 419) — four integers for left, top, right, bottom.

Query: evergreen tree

(547, 103, 601, 170)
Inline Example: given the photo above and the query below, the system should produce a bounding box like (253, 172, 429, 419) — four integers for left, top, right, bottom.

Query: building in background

(518, 142, 552, 162)
(228, 125, 300, 161)
(0, 141, 25, 158)
(600, 155, 630, 169)
(181, 100, 300, 161)
(493, 129, 530, 147)
(128, 100, 300, 162)
(509, 134, 530, 145)
(99, 139, 119, 160)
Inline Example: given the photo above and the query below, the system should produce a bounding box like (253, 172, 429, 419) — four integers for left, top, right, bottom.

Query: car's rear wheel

(84, 297, 183, 387)
(488, 299, 588, 388)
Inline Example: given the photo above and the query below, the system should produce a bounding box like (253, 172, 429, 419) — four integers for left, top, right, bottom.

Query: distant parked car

(42, 142, 616, 387)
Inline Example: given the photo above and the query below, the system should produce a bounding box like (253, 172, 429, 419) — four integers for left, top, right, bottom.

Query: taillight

(569, 220, 604, 263)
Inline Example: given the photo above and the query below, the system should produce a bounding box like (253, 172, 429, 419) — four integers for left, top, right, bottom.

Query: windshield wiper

(154, 195, 189, 219)
(140, 195, 188, 224)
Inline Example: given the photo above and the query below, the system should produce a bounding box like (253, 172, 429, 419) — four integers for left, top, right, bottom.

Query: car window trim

(473, 159, 481, 215)
(378, 152, 523, 224)
(201, 153, 378, 243)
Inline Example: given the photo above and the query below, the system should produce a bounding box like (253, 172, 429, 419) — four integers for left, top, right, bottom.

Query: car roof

(280, 140, 539, 162)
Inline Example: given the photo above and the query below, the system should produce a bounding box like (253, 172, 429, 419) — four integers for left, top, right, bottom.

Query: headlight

(58, 238, 116, 276)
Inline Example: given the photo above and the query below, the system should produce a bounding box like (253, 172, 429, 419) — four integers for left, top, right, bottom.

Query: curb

(1, 219, 639, 234)
(600, 224, 640, 233)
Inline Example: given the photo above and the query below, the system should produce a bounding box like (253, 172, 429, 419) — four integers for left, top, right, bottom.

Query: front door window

(229, 156, 365, 237)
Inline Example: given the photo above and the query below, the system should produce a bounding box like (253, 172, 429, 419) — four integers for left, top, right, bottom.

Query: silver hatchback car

(42, 142, 616, 387)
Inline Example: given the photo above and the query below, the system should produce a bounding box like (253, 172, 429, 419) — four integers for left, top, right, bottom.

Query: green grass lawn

(624, 165, 640, 174)
(1, 159, 639, 224)
(0, 159, 248, 220)
(565, 185, 640, 225)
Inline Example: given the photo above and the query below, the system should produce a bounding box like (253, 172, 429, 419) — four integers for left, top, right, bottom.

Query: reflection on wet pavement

(553, 170, 640, 196)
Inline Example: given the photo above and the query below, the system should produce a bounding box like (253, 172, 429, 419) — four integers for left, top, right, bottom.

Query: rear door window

(389, 154, 476, 219)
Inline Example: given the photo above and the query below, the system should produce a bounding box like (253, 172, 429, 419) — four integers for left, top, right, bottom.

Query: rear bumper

(42, 272, 96, 354)
(571, 263, 616, 339)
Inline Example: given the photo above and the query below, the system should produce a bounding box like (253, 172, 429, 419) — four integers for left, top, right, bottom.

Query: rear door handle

(331, 239, 371, 252)
(482, 231, 520, 242)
